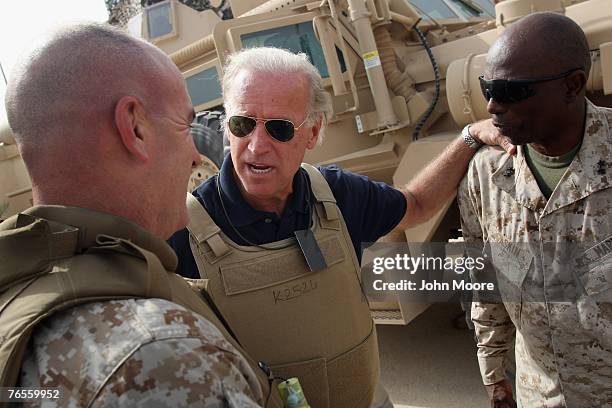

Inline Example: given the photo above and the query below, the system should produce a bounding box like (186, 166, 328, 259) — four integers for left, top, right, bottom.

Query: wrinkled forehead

(233, 70, 309, 94)
(226, 70, 310, 115)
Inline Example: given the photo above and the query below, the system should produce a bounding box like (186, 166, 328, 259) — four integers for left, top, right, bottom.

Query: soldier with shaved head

(0, 23, 283, 407)
(458, 12, 612, 407)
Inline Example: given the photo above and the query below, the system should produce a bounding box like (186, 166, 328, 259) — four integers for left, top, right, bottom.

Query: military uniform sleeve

(91, 337, 263, 407)
(458, 161, 515, 386)
(20, 299, 265, 408)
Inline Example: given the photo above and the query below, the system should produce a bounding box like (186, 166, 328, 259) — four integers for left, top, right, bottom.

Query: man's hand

(396, 118, 516, 229)
(470, 119, 517, 155)
(485, 379, 517, 408)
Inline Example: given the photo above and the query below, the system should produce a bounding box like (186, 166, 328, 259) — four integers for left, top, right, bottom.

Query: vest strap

(207, 234, 231, 258)
(186, 193, 231, 259)
(301, 164, 340, 223)
(301, 164, 336, 203)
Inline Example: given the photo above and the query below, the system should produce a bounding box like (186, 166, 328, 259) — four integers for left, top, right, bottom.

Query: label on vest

(294, 229, 327, 272)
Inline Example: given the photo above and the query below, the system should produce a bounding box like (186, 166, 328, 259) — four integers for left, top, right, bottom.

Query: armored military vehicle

(2, 0, 611, 324)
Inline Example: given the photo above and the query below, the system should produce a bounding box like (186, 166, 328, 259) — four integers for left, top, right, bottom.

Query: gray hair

(221, 47, 332, 142)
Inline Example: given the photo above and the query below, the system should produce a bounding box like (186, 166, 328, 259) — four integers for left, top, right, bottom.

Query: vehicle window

(185, 67, 222, 107)
(240, 22, 346, 79)
(470, 0, 495, 17)
(409, 0, 495, 20)
(408, 0, 458, 19)
(448, 0, 493, 18)
(145, 1, 173, 39)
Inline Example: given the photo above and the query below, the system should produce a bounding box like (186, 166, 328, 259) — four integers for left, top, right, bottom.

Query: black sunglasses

(227, 115, 309, 143)
(479, 68, 582, 104)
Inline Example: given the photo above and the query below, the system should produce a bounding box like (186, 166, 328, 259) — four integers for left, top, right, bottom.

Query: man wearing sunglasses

(169, 47, 513, 407)
(458, 12, 612, 408)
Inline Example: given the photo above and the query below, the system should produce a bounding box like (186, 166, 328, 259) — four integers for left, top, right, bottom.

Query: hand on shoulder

(470, 119, 517, 156)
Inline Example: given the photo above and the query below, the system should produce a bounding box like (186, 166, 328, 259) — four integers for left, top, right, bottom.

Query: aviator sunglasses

(227, 115, 309, 143)
(478, 68, 582, 104)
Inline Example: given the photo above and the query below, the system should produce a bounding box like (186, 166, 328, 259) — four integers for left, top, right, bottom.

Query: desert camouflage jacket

(20, 298, 263, 407)
(458, 100, 612, 407)
(0, 206, 264, 407)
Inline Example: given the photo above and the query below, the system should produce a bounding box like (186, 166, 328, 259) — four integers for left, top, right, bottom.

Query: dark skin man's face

(483, 43, 578, 147)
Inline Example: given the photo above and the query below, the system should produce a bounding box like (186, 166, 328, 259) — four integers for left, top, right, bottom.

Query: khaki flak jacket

(186, 164, 379, 408)
(0, 206, 283, 407)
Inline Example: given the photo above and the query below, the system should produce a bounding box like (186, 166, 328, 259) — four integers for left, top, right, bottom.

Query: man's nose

(247, 122, 272, 153)
(190, 139, 203, 168)
(487, 97, 509, 115)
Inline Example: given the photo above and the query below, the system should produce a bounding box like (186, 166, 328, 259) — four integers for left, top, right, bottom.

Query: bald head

(3, 23, 200, 238)
(487, 12, 591, 78)
(5, 23, 177, 160)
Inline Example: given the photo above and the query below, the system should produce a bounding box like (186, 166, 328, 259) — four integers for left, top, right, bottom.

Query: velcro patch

(220, 235, 345, 295)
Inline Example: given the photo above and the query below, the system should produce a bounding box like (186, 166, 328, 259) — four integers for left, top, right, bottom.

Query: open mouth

(248, 163, 273, 174)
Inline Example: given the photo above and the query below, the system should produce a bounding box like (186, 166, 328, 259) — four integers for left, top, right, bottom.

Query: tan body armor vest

(186, 164, 379, 408)
(0, 213, 282, 408)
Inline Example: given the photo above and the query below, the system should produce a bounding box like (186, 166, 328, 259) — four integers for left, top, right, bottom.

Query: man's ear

(306, 116, 322, 149)
(115, 95, 150, 162)
(564, 70, 587, 102)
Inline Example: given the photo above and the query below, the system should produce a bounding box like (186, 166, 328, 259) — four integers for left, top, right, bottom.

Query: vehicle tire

(191, 110, 226, 169)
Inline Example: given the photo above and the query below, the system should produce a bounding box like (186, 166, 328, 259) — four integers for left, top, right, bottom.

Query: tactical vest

(0, 213, 282, 408)
(186, 164, 379, 408)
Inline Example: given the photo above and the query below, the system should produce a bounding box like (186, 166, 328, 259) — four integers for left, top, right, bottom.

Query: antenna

(0, 59, 7, 86)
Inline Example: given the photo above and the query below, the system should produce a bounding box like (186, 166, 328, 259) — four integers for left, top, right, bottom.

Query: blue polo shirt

(169, 155, 406, 278)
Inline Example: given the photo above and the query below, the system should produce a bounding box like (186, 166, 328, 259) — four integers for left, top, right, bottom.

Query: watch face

(462, 125, 480, 149)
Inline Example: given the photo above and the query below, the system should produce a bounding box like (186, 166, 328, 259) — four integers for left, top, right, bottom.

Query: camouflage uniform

(0, 206, 265, 407)
(458, 100, 612, 407)
(20, 299, 263, 407)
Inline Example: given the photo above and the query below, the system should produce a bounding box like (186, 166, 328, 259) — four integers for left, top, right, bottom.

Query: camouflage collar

(543, 100, 611, 216)
(491, 147, 546, 213)
(1, 205, 178, 272)
(492, 100, 611, 215)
